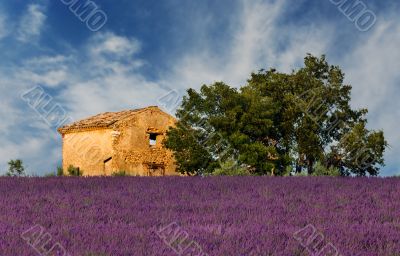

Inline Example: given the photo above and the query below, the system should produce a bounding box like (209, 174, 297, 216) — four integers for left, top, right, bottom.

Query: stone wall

(62, 129, 114, 176)
(111, 108, 177, 176)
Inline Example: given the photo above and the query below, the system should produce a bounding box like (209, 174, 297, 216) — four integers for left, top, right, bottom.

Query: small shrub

(112, 170, 128, 176)
(44, 172, 56, 177)
(312, 161, 341, 176)
(67, 165, 83, 176)
(6, 159, 26, 177)
(294, 170, 309, 177)
(212, 160, 252, 176)
(283, 166, 293, 176)
(57, 166, 64, 176)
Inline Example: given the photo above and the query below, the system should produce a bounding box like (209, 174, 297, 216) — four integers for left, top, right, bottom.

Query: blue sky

(0, 0, 399, 176)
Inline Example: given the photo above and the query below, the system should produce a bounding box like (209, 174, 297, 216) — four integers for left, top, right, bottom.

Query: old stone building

(57, 106, 177, 176)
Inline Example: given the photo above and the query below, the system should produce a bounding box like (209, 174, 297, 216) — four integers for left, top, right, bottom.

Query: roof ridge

(58, 106, 161, 134)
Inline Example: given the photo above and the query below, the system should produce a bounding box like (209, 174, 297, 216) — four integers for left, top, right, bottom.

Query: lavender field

(0, 177, 399, 256)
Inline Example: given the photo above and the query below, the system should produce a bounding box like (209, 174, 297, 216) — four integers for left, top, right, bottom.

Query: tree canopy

(164, 54, 387, 176)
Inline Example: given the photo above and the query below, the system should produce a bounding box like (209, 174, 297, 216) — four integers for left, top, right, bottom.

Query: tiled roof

(58, 106, 159, 134)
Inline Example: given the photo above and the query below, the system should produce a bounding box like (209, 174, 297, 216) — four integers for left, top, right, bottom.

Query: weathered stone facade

(58, 106, 177, 176)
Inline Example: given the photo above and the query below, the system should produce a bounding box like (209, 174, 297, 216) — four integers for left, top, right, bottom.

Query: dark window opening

(149, 134, 157, 146)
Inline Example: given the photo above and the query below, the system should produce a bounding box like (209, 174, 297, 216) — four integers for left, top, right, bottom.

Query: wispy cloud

(0, 14, 8, 40)
(89, 32, 141, 57)
(342, 17, 400, 175)
(164, 0, 332, 91)
(0, 67, 60, 175)
(17, 4, 46, 43)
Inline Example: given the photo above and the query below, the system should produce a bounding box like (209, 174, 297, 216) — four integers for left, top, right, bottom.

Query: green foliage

(328, 122, 387, 176)
(212, 160, 252, 176)
(57, 166, 64, 176)
(282, 166, 293, 177)
(164, 82, 277, 175)
(294, 170, 309, 177)
(6, 159, 26, 177)
(44, 172, 56, 177)
(67, 165, 83, 176)
(164, 121, 217, 175)
(165, 54, 387, 176)
(111, 170, 128, 176)
(311, 161, 341, 176)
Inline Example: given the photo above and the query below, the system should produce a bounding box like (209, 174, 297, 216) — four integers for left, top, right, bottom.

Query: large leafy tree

(165, 55, 387, 176)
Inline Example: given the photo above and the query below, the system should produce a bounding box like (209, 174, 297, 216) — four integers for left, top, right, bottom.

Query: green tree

(246, 54, 373, 175)
(164, 82, 278, 175)
(6, 159, 26, 177)
(165, 54, 387, 176)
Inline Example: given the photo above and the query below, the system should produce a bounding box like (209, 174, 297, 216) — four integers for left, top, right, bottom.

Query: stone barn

(57, 106, 177, 176)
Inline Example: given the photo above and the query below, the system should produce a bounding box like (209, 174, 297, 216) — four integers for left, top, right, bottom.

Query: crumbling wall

(111, 108, 177, 176)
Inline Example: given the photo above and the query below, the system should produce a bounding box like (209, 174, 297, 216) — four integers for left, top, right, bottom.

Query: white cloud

(24, 55, 72, 66)
(17, 4, 46, 42)
(20, 70, 68, 88)
(0, 98, 20, 135)
(344, 23, 400, 111)
(89, 32, 141, 57)
(0, 73, 27, 135)
(53, 32, 162, 120)
(14, 55, 73, 88)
